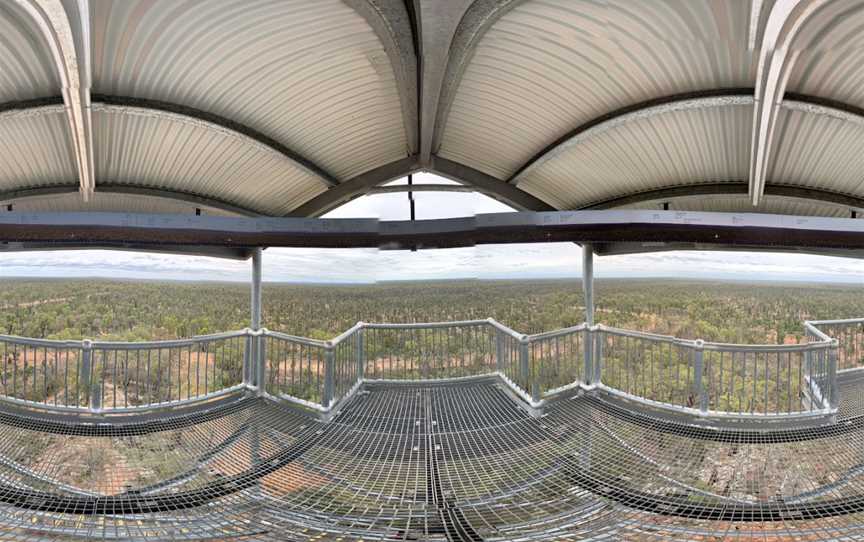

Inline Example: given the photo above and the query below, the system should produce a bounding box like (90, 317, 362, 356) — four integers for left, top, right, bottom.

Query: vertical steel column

(250, 248, 264, 391)
(583, 244, 594, 326)
(583, 244, 595, 384)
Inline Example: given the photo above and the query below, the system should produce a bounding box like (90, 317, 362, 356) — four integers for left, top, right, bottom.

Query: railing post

(356, 326, 365, 382)
(495, 329, 505, 374)
(255, 331, 266, 395)
(80, 340, 93, 410)
(693, 340, 707, 414)
(592, 327, 603, 385)
(323, 343, 335, 409)
(243, 330, 253, 387)
(828, 339, 840, 410)
(519, 336, 531, 397)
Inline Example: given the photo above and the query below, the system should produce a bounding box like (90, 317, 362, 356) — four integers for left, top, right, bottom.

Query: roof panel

(517, 101, 752, 210)
(770, 105, 864, 200)
(90, 0, 408, 182)
(0, 2, 61, 103)
(92, 105, 326, 216)
(437, 0, 756, 180)
(0, 107, 76, 192)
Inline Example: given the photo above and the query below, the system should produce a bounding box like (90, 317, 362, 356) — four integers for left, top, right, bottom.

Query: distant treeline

(0, 278, 860, 343)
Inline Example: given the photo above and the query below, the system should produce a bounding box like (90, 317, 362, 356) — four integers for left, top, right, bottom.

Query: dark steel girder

(3, 210, 864, 255)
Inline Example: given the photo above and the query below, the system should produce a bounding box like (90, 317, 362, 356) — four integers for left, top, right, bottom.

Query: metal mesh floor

(0, 378, 864, 540)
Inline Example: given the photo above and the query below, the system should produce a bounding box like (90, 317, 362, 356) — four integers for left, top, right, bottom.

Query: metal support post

(584, 327, 593, 385)
(356, 327, 365, 382)
(693, 340, 707, 414)
(593, 328, 603, 385)
(247, 248, 263, 391)
(583, 244, 594, 326)
(828, 340, 840, 410)
(324, 345, 335, 408)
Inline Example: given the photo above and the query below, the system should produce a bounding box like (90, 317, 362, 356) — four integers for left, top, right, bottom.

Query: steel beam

(582, 245, 594, 326)
(3, 210, 864, 254)
(251, 248, 262, 330)
(367, 184, 476, 195)
(579, 182, 864, 212)
(428, 155, 555, 211)
(13, 0, 94, 199)
(288, 155, 421, 217)
(749, 0, 838, 205)
(0, 184, 262, 217)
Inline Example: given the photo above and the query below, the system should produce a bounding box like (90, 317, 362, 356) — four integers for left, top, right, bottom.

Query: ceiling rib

(580, 182, 864, 212)
(13, 0, 94, 200)
(749, 0, 831, 206)
(0, 184, 261, 217)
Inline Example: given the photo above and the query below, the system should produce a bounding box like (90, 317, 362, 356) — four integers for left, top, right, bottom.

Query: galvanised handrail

(0, 319, 844, 420)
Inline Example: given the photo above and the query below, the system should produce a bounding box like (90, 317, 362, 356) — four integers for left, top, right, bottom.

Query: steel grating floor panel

(0, 379, 862, 540)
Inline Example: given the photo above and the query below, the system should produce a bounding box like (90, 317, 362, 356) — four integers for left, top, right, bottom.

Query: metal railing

(807, 319, 864, 372)
(0, 318, 843, 420)
(596, 325, 837, 417)
(0, 330, 247, 411)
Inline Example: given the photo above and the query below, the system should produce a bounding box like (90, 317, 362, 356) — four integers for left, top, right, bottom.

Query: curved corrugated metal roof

(2, 0, 864, 219)
(517, 99, 752, 210)
(0, 106, 76, 191)
(90, 0, 409, 182)
(437, 0, 755, 180)
(0, 2, 60, 102)
(92, 104, 326, 216)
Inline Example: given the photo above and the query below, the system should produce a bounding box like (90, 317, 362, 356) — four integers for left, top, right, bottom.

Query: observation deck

(0, 316, 862, 540)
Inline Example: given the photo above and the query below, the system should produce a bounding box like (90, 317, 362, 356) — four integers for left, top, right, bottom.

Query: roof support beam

(344, 0, 419, 154)
(3, 210, 864, 254)
(580, 182, 864, 212)
(14, 0, 94, 200)
(749, 0, 832, 206)
(428, 155, 555, 211)
(367, 184, 476, 195)
(288, 155, 421, 217)
(0, 184, 262, 217)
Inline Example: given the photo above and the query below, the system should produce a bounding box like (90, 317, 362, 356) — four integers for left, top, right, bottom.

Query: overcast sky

(1, 173, 863, 284)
